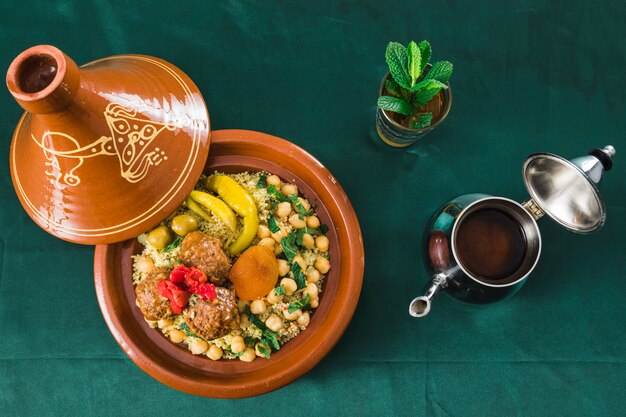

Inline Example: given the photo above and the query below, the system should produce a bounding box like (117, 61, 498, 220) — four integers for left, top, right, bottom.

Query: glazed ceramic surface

(7, 45, 210, 244)
(94, 130, 365, 398)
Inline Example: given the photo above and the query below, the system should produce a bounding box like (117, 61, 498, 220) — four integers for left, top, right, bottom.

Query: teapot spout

(409, 273, 448, 318)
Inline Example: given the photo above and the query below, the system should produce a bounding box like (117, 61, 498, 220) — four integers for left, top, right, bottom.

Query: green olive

(147, 225, 172, 250)
(171, 214, 198, 236)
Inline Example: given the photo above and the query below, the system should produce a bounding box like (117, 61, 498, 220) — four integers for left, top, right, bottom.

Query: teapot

(409, 146, 616, 317)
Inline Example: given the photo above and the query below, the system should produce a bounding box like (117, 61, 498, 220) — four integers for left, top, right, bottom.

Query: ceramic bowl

(94, 129, 364, 398)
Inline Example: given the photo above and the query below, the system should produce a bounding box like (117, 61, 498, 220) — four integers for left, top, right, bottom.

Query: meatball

(184, 287, 239, 341)
(135, 267, 172, 321)
(179, 231, 231, 285)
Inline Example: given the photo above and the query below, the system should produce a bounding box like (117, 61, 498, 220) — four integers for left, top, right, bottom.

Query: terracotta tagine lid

(6, 45, 210, 244)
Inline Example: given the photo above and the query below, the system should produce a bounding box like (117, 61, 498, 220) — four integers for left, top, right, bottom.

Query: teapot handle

(409, 273, 448, 318)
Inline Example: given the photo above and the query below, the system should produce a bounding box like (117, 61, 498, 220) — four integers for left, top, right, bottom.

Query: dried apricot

(228, 246, 279, 300)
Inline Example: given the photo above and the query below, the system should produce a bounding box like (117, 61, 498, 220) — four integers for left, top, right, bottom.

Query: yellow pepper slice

(189, 190, 238, 232)
(185, 197, 211, 222)
(206, 175, 257, 217)
(228, 213, 259, 256)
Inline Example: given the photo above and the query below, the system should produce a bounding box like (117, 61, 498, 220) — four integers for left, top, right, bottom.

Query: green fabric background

(1, 1, 625, 416)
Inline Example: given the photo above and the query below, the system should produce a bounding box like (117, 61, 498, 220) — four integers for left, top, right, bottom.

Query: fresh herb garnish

(163, 236, 183, 253)
(268, 217, 280, 233)
(230, 350, 245, 358)
(288, 294, 311, 314)
(257, 343, 271, 359)
(179, 322, 201, 339)
(256, 174, 267, 189)
(295, 227, 317, 246)
(288, 194, 308, 219)
(280, 234, 298, 263)
(274, 285, 285, 296)
(245, 306, 281, 352)
(319, 224, 329, 234)
(291, 262, 306, 289)
(244, 336, 257, 346)
(266, 184, 288, 202)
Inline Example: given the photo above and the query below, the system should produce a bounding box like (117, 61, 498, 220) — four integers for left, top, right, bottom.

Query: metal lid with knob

(522, 145, 615, 233)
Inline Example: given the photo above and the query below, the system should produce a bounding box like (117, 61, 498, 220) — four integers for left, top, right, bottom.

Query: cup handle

(409, 273, 448, 318)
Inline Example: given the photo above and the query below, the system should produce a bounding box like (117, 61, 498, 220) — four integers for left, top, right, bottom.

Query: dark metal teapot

(409, 146, 616, 317)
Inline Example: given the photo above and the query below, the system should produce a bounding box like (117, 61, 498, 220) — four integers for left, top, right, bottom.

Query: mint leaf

(256, 174, 267, 189)
(295, 227, 316, 246)
(267, 184, 288, 202)
(319, 224, 329, 234)
(179, 322, 201, 339)
(384, 77, 402, 97)
(407, 41, 421, 87)
(425, 61, 453, 84)
(377, 96, 412, 116)
(417, 40, 431, 73)
(268, 217, 280, 233)
(288, 294, 310, 314)
(288, 194, 307, 219)
(409, 113, 433, 129)
(291, 262, 306, 289)
(412, 79, 447, 105)
(163, 236, 183, 253)
(274, 285, 285, 296)
(257, 343, 271, 359)
(280, 234, 298, 263)
(385, 42, 410, 89)
(261, 330, 280, 351)
(244, 336, 257, 346)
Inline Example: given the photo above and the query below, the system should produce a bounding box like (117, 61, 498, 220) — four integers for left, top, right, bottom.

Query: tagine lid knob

(522, 145, 615, 234)
(7, 45, 210, 245)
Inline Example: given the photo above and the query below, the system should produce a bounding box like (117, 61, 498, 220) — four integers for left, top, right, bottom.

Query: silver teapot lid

(522, 145, 615, 233)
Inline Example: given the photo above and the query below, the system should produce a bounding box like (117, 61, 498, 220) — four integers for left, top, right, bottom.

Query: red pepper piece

(157, 279, 172, 298)
(170, 288, 189, 308)
(195, 283, 217, 300)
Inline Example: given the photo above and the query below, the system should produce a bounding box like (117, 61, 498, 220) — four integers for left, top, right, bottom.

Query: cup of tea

(409, 146, 615, 317)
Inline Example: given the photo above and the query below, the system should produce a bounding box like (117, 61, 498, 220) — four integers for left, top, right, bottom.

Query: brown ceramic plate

(94, 129, 364, 398)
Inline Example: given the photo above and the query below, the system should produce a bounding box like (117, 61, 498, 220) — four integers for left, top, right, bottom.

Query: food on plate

(133, 172, 332, 362)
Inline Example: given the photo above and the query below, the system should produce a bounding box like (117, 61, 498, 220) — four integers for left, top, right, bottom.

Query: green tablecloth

(1, 1, 625, 415)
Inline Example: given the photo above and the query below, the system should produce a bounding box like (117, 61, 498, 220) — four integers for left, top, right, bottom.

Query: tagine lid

(522, 145, 615, 234)
(7, 45, 210, 244)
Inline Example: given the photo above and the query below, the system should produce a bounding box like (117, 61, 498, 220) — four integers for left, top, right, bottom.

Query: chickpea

(231, 336, 246, 353)
(271, 227, 288, 243)
(283, 308, 302, 321)
(257, 224, 271, 238)
(310, 298, 319, 309)
(280, 278, 297, 295)
(293, 255, 307, 271)
(157, 318, 173, 328)
(297, 311, 310, 327)
(274, 244, 283, 255)
(250, 299, 267, 315)
(239, 347, 256, 362)
(289, 214, 306, 229)
(303, 282, 319, 299)
(306, 268, 321, 283)
(207, 344, 223, 361)
(265, 314, 283, 332)
(315, 257, 331, 274)
(281, 183, 298, 196)
(267, 288, 284, 304)
(190, 339, 208, 355)
(315, 235, 329, 252)
(147, 225, 172, 250)
(255, 342, 270, 358)
(171, 214, 198, 236)
(240, 313, 250, 326)
(266, 175, 281, 187)
(136, 256, 154, 274)
(302, 233, 315, 250)
(277, 259, 290, 277)
(306, 215, 320, 229)
(258, 237, 275, 249)
(237, 300, 249, 313)
(276, 202, 292, 218)
(298, 197, 311, 211)
(168, 329, 186, 343)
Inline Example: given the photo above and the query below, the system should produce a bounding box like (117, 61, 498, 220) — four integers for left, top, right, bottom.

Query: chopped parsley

(288, 294, 311, 314)
(280, 233, 298, 263)
(266, 184, 288, 202)
(179, 322, 201, 339)
(256, 174, 267, 189)
(268, 216, 280, 233)
(163, 236, 183, 253)
(291, 262, 306, 289)
(288, 194, 308, 219)
(274, 285, 285, 296)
